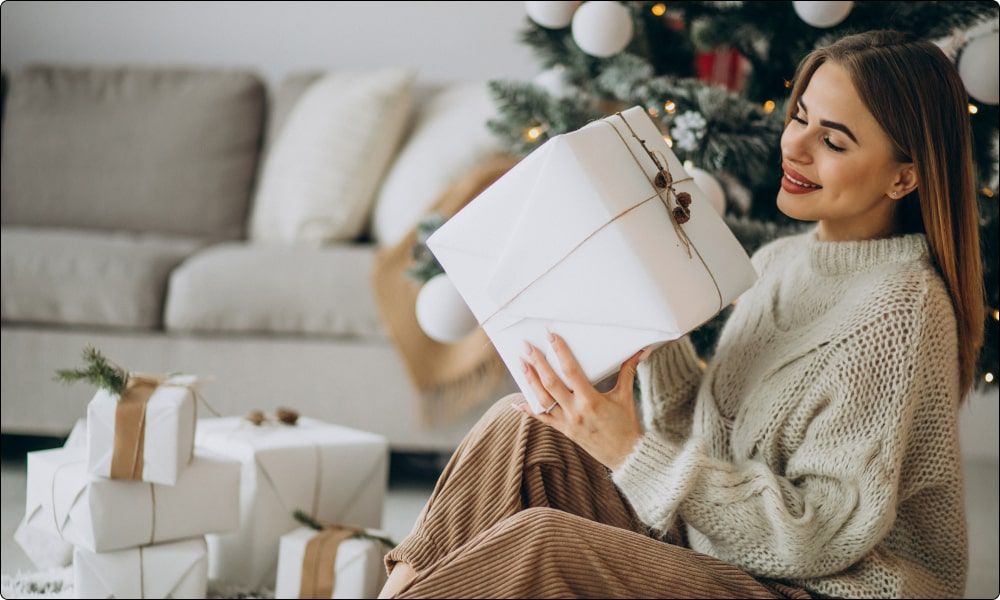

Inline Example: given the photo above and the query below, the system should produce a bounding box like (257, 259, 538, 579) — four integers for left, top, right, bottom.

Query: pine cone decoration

(673, 206, 690, 224)
(676, 191, 692, 208)
(276, 407, 300, 425)
(246, 410, 265, 426)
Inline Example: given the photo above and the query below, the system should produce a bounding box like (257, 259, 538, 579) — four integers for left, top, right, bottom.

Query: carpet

(0, 567, 274, 599)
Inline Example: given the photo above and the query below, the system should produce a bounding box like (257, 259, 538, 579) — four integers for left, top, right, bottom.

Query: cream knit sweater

(611, 223, 968, 599)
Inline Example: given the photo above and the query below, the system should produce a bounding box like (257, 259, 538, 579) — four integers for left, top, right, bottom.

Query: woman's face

(777, 61, 918, 242)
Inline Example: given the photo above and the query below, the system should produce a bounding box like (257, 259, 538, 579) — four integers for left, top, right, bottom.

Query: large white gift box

(195, 416, 389, 589)
(274, 527, 391, 599)
(426, 105, 758, 413)
(74, 536, 208, 599)
(87, 373, 199, 485)
(24, 446, 240, 553)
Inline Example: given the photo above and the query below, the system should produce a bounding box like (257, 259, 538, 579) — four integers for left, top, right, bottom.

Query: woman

(379, 29, 984, 599)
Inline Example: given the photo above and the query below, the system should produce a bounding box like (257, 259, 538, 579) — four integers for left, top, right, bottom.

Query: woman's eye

(824, 137, 845, 153)
(792, 115, 807, 125)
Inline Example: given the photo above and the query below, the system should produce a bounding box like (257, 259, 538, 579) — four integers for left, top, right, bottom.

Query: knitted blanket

(370, 154, 522, 429)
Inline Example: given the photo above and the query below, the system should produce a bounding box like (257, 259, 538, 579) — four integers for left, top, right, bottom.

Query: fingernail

(548, 330, 556, 343)
(523, 340, 533, 355)
(520, 357, 530, 373)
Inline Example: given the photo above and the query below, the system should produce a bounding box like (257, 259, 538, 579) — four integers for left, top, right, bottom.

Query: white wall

(0, 1, 540, 86)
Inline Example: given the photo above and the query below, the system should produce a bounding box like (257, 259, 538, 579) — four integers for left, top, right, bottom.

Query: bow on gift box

(55, 345, 220, 481)
(292, 510, 396, 599)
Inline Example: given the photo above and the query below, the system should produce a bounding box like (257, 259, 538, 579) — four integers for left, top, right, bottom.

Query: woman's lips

(781, 164, 822, 195)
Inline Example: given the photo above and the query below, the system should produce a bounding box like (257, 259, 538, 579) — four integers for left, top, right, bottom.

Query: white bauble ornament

(959, 31, 999, 105)
(525, 1, 580, 29)
(571, 1, 634, 58)
(792, 1, 853, 28)
(533, 66, 573, 98)
(687, 164, 726, 216)
(415, 273, 479, 343)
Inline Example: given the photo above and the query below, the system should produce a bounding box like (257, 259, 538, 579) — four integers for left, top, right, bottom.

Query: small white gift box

(426, 105, 758, 413)
(87, 373, 201, 485)
(196, 416, 389, 589)
(274, 526, 391, 599)
(13, 418, 88, 570)
(24, 446, 240, 553)
(74, 536, 208, 599)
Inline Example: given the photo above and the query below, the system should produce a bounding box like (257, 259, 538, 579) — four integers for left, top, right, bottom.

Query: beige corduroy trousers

(383, 392, 814, 599)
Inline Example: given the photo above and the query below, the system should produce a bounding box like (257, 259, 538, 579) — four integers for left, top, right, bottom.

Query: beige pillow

(249, 68, 415, 244)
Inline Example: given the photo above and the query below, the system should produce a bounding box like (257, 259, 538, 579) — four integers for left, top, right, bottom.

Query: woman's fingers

(522, 341, 574, 405)
(546, 331, 592, 394)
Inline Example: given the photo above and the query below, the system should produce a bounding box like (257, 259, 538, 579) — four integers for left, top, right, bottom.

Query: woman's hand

(514, 330, 645, 471)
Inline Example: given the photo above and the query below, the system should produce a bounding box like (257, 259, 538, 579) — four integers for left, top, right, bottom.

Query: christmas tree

(477, 0, 999, 394)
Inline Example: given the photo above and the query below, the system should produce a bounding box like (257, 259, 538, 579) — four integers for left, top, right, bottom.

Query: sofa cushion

(1, 227, 206, 329)
(371, 81, 504, 248)
(248, 68, 415, 245)
(0, 64, 265, 240)
(163, 243, 387, 339)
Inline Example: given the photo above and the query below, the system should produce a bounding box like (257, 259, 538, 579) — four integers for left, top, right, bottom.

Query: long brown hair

(784, 30, 986, 403)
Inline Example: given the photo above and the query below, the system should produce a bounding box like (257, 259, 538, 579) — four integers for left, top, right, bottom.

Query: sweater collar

(806, 223, 931, 276)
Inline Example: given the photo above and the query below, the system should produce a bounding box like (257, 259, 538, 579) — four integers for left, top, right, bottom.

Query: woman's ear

(891, 163, 919, 197)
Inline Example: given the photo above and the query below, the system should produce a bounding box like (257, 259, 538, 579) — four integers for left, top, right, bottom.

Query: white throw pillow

(371, 81, 503, 248)
(249, 68, 415, 244)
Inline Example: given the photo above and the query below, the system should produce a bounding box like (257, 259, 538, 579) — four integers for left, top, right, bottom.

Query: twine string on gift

(478, 110, 723, 330)
(139, 545, 146, 600)
(49, 459, 87, 541)
(603, 112, 724, 312)
(147, 482, 157, 546)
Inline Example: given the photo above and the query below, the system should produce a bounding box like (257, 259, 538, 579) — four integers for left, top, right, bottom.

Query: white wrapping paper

(73, 536, 208, 599)
(426, 105, 758, 413)
(86, 374, 198, 485)
(24, 446, 240, 553)
(274, 527, 391, 599)
(14, 418, 87, 569)
(196, 416, 389, 589)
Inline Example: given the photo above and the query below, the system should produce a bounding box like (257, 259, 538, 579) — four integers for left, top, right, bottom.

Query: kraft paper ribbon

(479, 110, 724, 330)
(109, 373, 219, 481)
(298, 524, 365, 599)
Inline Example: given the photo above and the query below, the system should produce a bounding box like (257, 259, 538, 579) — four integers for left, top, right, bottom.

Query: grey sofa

(0, 64, 518, 451)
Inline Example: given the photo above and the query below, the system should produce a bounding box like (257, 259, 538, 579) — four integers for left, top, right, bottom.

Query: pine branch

(292, 509, 397, 549)
(53, 345, 127, 396)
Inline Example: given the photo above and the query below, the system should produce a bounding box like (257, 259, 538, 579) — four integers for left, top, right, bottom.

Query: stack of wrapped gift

(195, 413, 390, 595)
(20, 373, 240, 599)
(426, 105, 759, 413)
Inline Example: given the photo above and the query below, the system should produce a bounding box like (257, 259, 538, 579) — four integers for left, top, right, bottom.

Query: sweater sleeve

(612, 298, 933, 580)
(633, 236, 782, 443)
(636, 335, 703, 444)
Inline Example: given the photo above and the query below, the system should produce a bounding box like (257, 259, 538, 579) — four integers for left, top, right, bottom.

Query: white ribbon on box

(87, 374, 206, 486)
(195, 416, 389, 589)
(74, 537, 208, 599)
(426, 106, 758, 414)
(24, 447, 240, 553)
(274, 527, 391, 599)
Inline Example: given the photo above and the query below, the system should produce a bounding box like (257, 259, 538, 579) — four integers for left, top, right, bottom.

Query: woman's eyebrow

(797, 97, 860, 146)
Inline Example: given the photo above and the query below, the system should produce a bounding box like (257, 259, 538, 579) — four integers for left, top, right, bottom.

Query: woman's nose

(780, 126, 812, 165)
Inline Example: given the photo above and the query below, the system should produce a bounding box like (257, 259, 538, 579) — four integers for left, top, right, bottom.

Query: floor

(1, 437, 997, 599)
